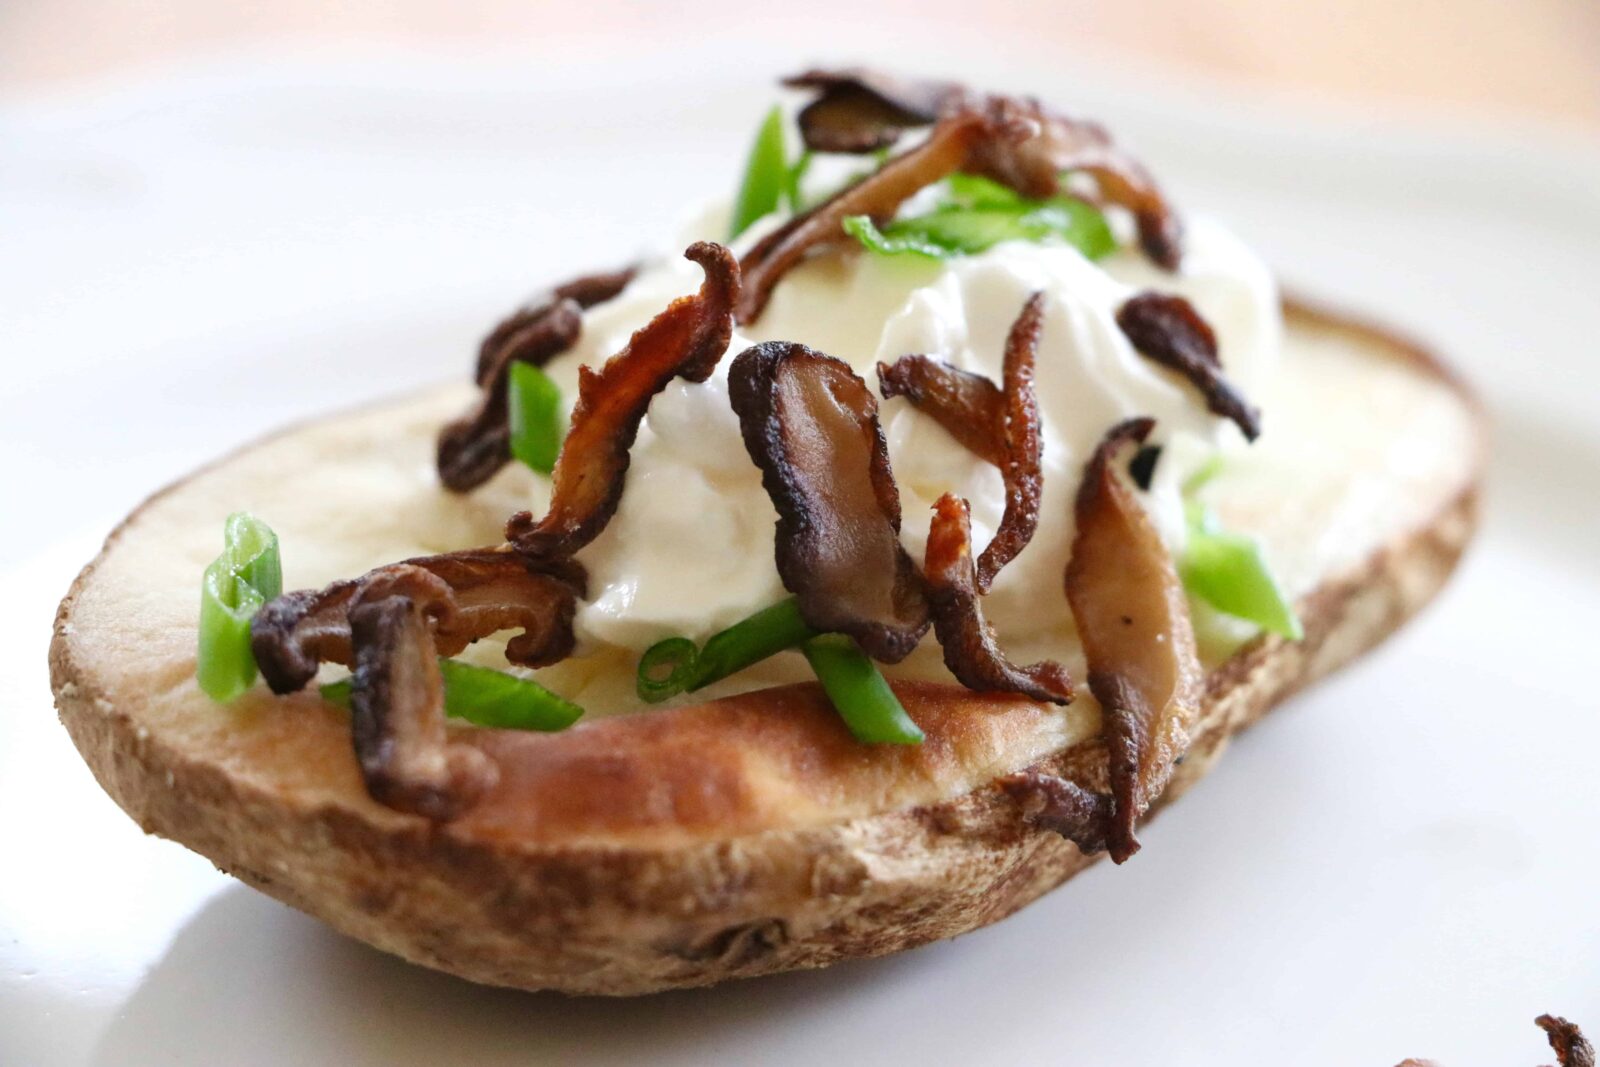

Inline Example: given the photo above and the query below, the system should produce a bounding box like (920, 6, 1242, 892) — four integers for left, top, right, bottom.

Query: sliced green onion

(729, 104, 789, 239)
(689, 596, 818, 691)
(636, 637, 699, 703)
(784, 149, 813, 212)
(197, 512, 282, 703)
(842, 214, 948, 260)
(507, 361, 564, 475)
(321, 659, 582, 731)
(801, 635, 924, 745)
(1183, 453, 1226, 493)
(1182, 501, 1303, 640)
(843, 189, 1115, 263)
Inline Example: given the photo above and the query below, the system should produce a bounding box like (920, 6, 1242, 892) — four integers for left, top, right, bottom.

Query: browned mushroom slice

(729, 341, 929, 662)
(876, 356, 1005, 465)
(346, 566, 498, 820)
(961, 94, 1183, 268)
(506, 241, 739, 559)
(925, 494, 1072, 703)
(251, 547, 582, 694)
(783, 68, 962, 154)
(1065, 417, 1202, 863)
(438, 298, 582, 492)
(1537, 1016, 1595, 1067)
(879, 292, 1046, 592)
(999, 770, 1110, 855)
(1116, 291, 1261, 439)
(473, 265, 638, 387)
(736, 110, 997, 324)
(978, 291, 1046, 589)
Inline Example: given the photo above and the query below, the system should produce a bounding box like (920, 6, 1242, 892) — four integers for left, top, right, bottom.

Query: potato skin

(49, 304, 1483, 995)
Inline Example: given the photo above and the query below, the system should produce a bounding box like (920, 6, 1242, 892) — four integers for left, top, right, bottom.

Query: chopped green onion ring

(507, 361, 565, 475)
(729, 104, 789, 239)
(196, 512, 282, 703)
(801, 634, 924, 745)
(636, 637, 699, 703)
(321, 658, 582, 731)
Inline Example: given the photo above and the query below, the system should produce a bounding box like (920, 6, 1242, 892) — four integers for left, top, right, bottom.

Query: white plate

(3, 44, 1598, 1066)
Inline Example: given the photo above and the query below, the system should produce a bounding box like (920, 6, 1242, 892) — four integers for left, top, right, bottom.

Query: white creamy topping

(533, 211, 1282, 655)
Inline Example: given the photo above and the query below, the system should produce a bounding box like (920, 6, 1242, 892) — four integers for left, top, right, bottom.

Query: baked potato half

(50, 300, 1482, 995)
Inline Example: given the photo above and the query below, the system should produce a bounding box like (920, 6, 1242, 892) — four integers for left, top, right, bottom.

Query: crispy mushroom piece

(777, 69, 1183, 270)
(736, 109, 1001, 323)
(346, 566, 499, 820)
(472, 265, 637, 387)
(1116, 291, 1261, 439)
(1538, 1016, 1596, 1067)
(251, 547, 583, 695)
(441, 266, 637, 493)
(879, 292, 1047, 592)
(925, 494, 1073, 704)
(962, 94, 1182, 268)
(438, 299, 583, 492)
(998, 770, 1111, 856)
(876, 355, 1005, 465)
(729, 341, 929, 662)
(505, 242, 739, 559)
(1065, 417, 1202, 863)
(782, 68, 961, 154)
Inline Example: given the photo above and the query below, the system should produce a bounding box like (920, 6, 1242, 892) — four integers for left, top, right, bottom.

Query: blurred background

(5, 0, 1600, 124)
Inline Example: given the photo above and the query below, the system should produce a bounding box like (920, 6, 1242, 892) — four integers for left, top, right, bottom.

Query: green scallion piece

(841, 214, 949, 260)
(196, 512, 282, 703)
(689, 596, 818, 691)
(800, 634, 924, 745)
(507, 361, 564, 475)
(784, 149, 813, 212)
(636, 637, 699, 703)
(321, 658, 582, 731)
(842, 175, 1116, 262)
(1182, 501, 1304, 640)
(729, 104, 789, 239)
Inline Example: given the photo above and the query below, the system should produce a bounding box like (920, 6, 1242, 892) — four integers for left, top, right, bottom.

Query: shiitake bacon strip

(1116, 291, 1261, 440)
(963, 94, 1182, 268)
(782, 68, 961, 154)
(925, 494, 1073, 704)
(729, 341, 929, 663)
(1065, 417, 1202, 863)
(1537, 1015, 1596, 1067)
(876, 355, 1005, 466)
(251, 547, 583, 695)
(736, 110, 1001, 324)
(440, 265, 638, 493)
(473, 265, 637, 387)
(977, 292, 1046, 590)
(346, 566, 499, 820)
(438, 299, 582, 492)
(999, 770, 1111, 856)
(506, 242, 739, 559)
(879, 292, 1046, 593)
(776, 69, 1183, 273)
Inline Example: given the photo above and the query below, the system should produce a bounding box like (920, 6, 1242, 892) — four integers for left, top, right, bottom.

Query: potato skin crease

(49, 302, 1483, 995)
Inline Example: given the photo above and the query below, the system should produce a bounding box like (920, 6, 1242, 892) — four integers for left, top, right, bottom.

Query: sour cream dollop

(533, 212, 1281, 656)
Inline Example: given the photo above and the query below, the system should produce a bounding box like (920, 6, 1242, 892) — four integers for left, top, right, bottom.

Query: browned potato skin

(49, 302, 1483, 995)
